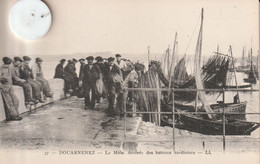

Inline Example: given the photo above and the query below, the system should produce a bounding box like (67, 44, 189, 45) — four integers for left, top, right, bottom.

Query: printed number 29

(44, 152, 49, 155)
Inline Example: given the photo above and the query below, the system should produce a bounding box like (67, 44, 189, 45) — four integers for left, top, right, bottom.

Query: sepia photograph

(0, 0, 259, 163)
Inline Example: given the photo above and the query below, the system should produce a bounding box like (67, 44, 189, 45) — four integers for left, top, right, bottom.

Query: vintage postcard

(0, 0, 259, 163)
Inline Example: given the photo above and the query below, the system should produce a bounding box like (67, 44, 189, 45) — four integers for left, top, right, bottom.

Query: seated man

(0, 57, 22, 121)
(20, 56, 45, 103)
(32, 58, 53, 98)
(11, 57, 35, 105)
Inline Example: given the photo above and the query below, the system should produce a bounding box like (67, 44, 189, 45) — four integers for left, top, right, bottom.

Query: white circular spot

(9, 0, 52, 40)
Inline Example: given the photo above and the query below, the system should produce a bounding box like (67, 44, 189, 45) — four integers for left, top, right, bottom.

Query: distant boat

(243, 49, 257, 84)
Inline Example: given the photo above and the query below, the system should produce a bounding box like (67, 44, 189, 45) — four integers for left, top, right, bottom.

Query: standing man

(103, 57, 123, 116)
(95, 56, 105, 103)
(82, 56, 101, 110)
(11, 57, 35, 105)
(78, 58, 86, 82)
(114, 54, 127, 69)
(20, 56, 45, 103)
(64, 60, 78, 94)
(0, 57, 22, 121)
(54, 59, 66, 79)
(32, 58, 53, 98)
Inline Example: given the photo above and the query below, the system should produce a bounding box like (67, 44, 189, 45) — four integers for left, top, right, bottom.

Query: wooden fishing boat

(174, 101, 247, 119)
(176, 112, 260, 135)
(243, 48, 257, 84)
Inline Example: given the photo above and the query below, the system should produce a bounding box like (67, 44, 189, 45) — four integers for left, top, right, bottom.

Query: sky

(0, 0, 258, 59)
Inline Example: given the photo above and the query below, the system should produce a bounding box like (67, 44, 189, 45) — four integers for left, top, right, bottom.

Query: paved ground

(0, 96, 259, 153)
(0, 97, 141, 151)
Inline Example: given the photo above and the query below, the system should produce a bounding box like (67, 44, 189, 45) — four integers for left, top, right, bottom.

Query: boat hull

(178, 113, 260, 135)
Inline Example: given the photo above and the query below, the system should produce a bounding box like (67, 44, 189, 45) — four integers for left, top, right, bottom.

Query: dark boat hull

(174, 101, 247, 119)
(177, 113, 260, 135)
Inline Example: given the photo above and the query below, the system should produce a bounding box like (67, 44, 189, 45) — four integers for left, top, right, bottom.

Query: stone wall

(0, 79, 65, 121)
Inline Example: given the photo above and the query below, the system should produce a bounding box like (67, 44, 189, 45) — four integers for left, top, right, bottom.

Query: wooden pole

(230, 46, 240, 103)
(222, 89, 226, 152)
(172, 88, 175, 151)
(156, 74, 161, 126)
(148, 46, 150, 63)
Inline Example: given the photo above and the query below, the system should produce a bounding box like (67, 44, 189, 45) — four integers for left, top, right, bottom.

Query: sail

(194, 9, 214, 118)
(173, 55, 189, 85)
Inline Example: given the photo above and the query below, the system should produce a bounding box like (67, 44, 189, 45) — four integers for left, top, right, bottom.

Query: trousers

(1, 85, 19, 119)
(36, 77, 52, 96)
(27, 78, 43, 100)
(13, 81, 33, 102)
(83, 84, 96, 108)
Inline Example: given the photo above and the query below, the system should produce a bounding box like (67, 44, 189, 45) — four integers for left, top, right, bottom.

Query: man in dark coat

(82, 56, 101, 110)
(64, 60, 78, 94)
(95, 56, 105, 103)
(54, 59, 66, 79)
(78, 58, 86, 81)
(103, 57, 123, 116)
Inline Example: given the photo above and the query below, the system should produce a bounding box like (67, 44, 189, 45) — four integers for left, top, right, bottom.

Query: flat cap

(68, 60, 73, 64)
(23, 56, 31, 61)
(107, 57, 115, 62)
(13, 57, 23, 62)
(2, 57, 12, 64)
(79, 58, 85, 61)
(95, 56, 103, 62)
(86, 56, 94, 61)
(115, 54, 121, 57)
(60, 59, 66, 63)
(36, 57, 43, 62)
(72, 58, 78, 62)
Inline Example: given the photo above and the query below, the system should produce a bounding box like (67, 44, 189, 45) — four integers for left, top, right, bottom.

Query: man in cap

(78, 58, 86, 82)
(11, 57, 35, 105)
(82, 56, 101, 110)
(64, 60, 78, 95)
(0, 57, 22, 121)
(95, 56, 105, 103)
(72, 58, 78, 72)
(54, 59, 66, 79)
(115, 54, 127, 69)
(20, 56, 45, 103)
(32, 58, 53, 98)
(103, 57, 123, 116)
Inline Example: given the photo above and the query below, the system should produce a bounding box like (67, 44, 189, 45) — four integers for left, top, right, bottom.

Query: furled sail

(194, 8, 214, 119)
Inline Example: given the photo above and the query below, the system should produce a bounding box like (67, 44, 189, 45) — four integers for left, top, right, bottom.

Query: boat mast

(169, 32, 177, 87)
(230, 45, 240, 103)
(242, 46, 245, 67)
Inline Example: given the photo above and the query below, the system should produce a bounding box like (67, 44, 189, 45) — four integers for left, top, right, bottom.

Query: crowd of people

(54, 54, 144, 117)
(0, 54, 144, 121)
